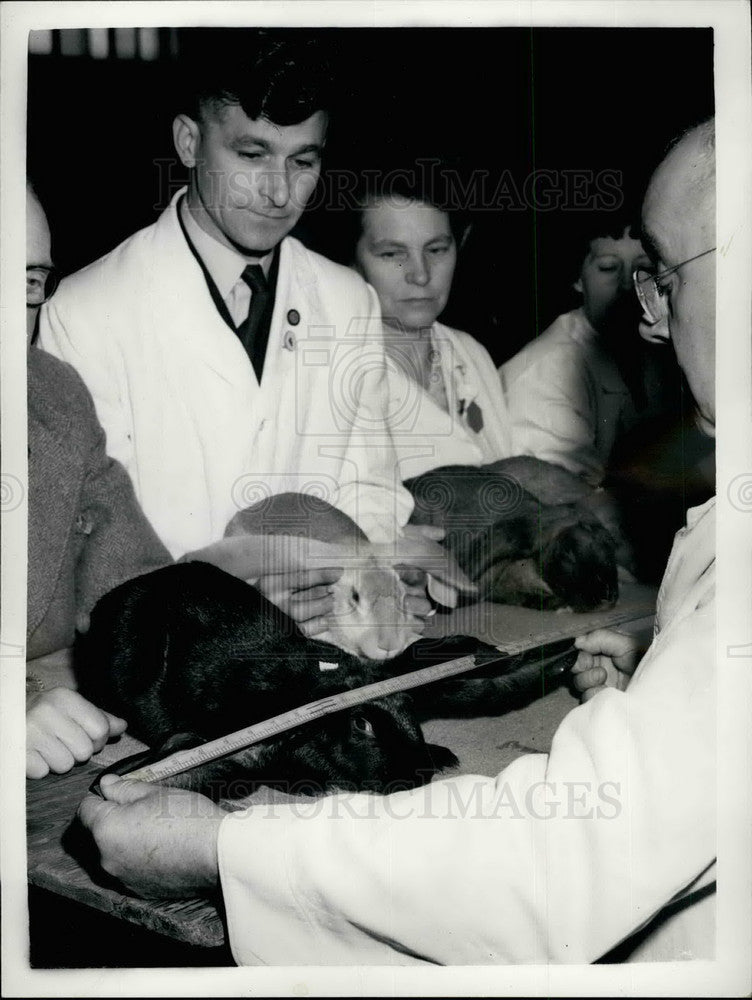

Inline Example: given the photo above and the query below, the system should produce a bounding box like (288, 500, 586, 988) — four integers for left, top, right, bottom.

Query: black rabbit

(78, 561, 458, 800)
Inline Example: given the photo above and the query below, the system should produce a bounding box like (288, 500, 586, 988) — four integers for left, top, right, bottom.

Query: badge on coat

(465, 400, 484, 433)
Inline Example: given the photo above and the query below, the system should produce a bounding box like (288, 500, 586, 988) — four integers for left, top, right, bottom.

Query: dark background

(28, 26, 714, 365)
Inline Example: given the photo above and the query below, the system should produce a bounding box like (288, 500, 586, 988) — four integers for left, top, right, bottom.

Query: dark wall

(28, 27, 714, 364)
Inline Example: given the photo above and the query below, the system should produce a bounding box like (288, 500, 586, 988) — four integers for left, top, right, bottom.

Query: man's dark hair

(176, 29, 336, 126)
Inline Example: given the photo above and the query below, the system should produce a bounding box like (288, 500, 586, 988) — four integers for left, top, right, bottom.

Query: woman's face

(575, 227, 651, 332)
(355, 196, 457, 333)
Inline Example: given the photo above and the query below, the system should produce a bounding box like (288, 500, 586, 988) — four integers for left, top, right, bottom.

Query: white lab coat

(217, 498, 716, 965)
(499, 308, 635, 486)
(39, 190, 412, 557)
(386, 322, 512, 481)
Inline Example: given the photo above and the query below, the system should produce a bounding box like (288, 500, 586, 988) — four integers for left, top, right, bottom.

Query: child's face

(575, 227, 651, 332)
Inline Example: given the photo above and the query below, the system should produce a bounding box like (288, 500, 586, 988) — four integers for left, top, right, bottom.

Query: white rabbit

(188, 493, 471, 662)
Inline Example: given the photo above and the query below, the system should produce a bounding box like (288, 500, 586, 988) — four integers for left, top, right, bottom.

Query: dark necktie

(237, 264, 269, 379)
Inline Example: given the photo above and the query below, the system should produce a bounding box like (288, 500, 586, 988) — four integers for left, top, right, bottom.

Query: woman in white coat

(498, 210, 658, 488)
(350, 185, 512, 482)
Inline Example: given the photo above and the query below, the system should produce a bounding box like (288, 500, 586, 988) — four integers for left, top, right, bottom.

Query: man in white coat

(39, 33, 413, 559)
(79, 120, 719, 965)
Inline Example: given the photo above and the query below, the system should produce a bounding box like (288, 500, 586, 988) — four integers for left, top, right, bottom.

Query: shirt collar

(179, 197, 273, 301)
(686, 495, 715, 529)
(570, 306, 600, 344)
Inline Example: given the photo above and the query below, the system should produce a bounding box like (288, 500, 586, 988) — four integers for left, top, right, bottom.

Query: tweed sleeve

(72, 382, 171, 626)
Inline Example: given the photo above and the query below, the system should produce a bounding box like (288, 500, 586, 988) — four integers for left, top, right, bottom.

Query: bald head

(26, 185, 53, 346)
(640, 118, 716, 436)
(643, 121, 715, 265)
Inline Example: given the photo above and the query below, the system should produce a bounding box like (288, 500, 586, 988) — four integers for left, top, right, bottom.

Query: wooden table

(27, 759, 228, 950)
(26, 584, 657, 964)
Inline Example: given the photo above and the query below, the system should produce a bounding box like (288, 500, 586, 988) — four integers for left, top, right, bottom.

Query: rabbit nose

(375, 632, 411, 658)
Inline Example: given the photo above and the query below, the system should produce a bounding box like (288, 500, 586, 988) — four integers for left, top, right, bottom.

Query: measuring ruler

(92, 605, 656, 794)
(91, 640, 577, 793)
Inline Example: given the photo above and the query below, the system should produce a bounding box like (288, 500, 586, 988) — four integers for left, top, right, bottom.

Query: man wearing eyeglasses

(78, 119, 721, 965)
(25, 184, 172, 779)
(633, 193, 716, 439)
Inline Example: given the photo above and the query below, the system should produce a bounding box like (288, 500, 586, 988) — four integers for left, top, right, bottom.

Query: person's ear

(639, 315, 670, 345)
(172, 114, 201, 169)
(573, 277, 583, 295)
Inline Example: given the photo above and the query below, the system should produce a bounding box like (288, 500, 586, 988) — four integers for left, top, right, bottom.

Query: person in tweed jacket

(25, 185, 171, 778)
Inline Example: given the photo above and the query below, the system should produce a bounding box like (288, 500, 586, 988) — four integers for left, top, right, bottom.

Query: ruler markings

(114, 605, 654, 787)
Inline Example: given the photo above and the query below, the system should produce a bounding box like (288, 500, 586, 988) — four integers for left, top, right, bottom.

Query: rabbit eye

(350, 589, 360, 605)
(352, 715, 375, 736)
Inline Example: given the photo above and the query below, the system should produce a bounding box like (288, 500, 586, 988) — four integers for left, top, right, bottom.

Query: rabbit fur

(406, 456, 622, 612)
(223, 493, 432, 662)
(78, 561, 458, 799)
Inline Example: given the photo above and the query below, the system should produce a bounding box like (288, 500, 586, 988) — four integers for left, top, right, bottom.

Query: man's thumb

(99, 772, 156, 804)
(104, 711, 128, 736)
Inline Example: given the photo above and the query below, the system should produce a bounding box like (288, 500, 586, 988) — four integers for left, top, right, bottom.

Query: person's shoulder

(502, 310, 587, 374)
(527, 310, 584, 350)
(29, 346, 90, 398)
(286, 237, 371, 296)
(28, 347, 100, 443)
(434, 320, 467, 343)
(53, 208, 170, 301)
(434, 322, 494, 363)
(434, 322, 482, 350)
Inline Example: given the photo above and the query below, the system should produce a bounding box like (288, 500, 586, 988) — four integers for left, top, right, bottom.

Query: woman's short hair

(344, 161, 467, 262)
(566, 206, 642, 271)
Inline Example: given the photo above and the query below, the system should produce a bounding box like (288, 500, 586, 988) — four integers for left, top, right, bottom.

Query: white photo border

(2, 1, 750, 996)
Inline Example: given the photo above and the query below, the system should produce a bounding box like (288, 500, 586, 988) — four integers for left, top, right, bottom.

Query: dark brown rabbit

(406, 456, 623, 612)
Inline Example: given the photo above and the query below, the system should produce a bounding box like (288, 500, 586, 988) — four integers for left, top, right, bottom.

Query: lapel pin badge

(283, 331, 296, 351)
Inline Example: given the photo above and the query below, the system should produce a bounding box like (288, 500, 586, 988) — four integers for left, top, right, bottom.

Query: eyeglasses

(632, 246, 715, 324)
(26, 265, 59, 307)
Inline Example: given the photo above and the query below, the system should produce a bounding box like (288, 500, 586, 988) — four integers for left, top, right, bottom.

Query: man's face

(176, 105, 328, 255)
(575, 228, 650, 333)
(26, 189, 53, 345)
(355, 197, 457, 333)
(640, 134, 716, 436)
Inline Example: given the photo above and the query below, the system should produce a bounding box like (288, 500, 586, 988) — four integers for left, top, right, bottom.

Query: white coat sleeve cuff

(218, 802, 318, 966)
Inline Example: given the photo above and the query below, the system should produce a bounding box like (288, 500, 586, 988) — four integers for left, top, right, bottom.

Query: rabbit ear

(426, 574, 460, 609)
(420, 556, 477, 598)
(373, 540, 477, 598)
(180, 534, 347, 582)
